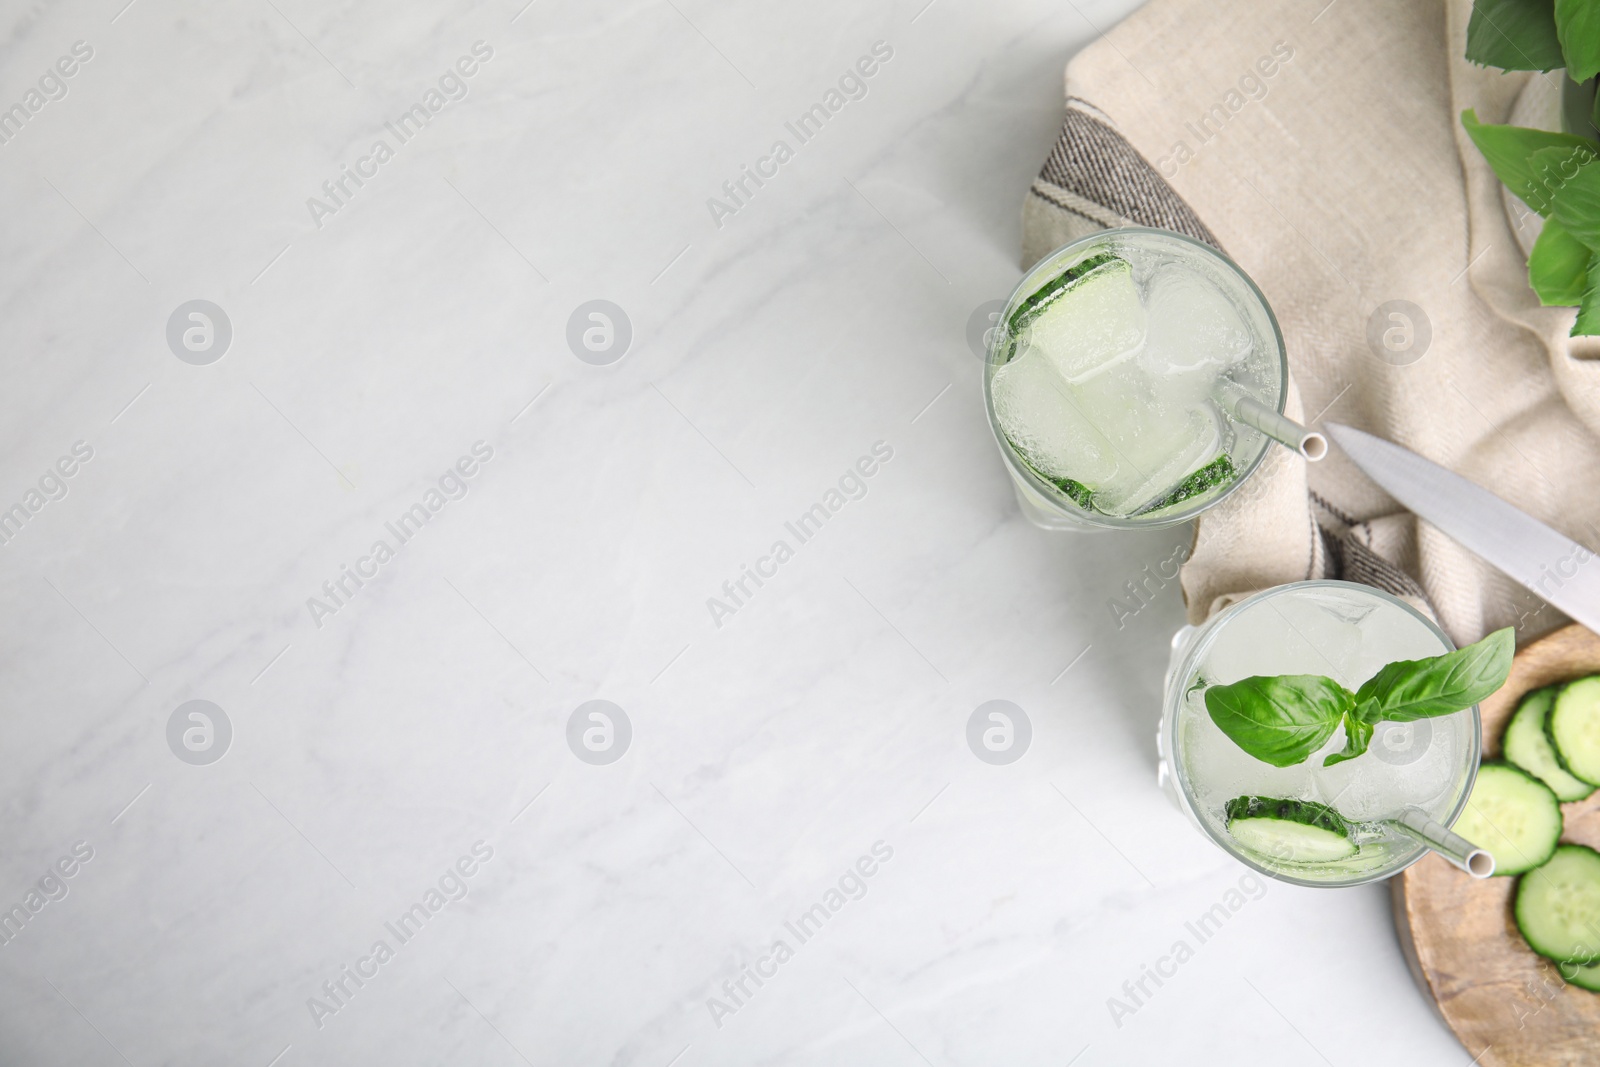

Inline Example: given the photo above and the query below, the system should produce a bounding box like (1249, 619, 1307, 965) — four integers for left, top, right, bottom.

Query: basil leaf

(1353, 628, 1514, 724)
(1462, 112, 1599, 217)
(1322, 712, 1375, 767)
(1534, 144, 1600, 250)
(1466, 0, 1564, 71)
(1575, 256, 1600, 336)
(1205, 675, 1353, 768)
(1556, 0, 1600, 81)
(1529, 217, 1593, 305)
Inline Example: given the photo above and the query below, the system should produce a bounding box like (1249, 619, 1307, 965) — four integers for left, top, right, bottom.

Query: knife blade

(1325, 423, 1600, 634)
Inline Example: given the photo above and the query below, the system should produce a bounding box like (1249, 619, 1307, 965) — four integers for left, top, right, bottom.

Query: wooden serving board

(1393, 624, 1600, 1066)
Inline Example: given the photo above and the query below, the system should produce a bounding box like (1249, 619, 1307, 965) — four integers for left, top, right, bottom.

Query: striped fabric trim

(1027, 181, 1131, 231)
(1327, 531, 1431, 609)
(1029, 98, 1222, 251)
(1310, 496, 1430, 607)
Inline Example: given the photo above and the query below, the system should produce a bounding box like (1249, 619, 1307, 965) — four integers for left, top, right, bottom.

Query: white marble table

(0, 0, 1474, 1063)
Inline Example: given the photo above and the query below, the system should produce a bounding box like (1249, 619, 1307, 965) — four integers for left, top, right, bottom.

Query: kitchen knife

(1325, 423, 1600, 634)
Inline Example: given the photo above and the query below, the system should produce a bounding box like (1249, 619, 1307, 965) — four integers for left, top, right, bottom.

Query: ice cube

(990, 343, 1122, 487)
(1137, 265, 1252, 377)
(1026, 258, 1146, 384)
(1234, 590, 1368, 685)
(1073, 380, 1223, 517)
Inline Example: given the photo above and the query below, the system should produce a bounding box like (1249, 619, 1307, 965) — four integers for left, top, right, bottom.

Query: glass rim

(1163, 579, 1483, 889)
(982, 225, 1290, 530)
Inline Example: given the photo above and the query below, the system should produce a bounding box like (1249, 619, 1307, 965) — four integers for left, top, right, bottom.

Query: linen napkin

(1021, 0, 1600, 646)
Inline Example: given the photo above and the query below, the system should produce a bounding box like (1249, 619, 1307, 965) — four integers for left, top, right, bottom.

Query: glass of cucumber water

(983, 227, 1287, 530)
(1159, 581, 1482, 887)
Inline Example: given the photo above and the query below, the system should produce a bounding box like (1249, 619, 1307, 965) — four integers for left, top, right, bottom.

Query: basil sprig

(1203, 628, 1513, 768)
(1459, 0, 1600, 337)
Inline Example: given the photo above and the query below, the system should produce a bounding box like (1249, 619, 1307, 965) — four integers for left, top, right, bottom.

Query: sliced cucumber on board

(1224, 796, 1356, 863)
(1549, 677, 1600, 786)
(1505, 687, 1596, 802)
(1561, 958, 1600, 993)
(1451, 762, 1562, 876)
(1516, 845, 1600, 965)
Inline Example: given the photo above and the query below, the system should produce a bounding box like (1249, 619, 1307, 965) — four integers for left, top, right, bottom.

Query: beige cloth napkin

(1020, 0, 1600, 646)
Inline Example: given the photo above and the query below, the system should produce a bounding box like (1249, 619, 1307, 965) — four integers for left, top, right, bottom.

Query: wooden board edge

(1389, 871, 1456, 1031)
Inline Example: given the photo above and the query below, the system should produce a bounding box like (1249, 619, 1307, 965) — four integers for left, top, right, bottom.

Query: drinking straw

(1213, 381, 1328, 462)
(1391, 807, 1495, 878)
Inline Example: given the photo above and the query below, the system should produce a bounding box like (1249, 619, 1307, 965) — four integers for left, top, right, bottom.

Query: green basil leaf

(1467, 119, 1600, 219)
(1529, 216, 1594, 305)
(1534, 144, 1600, 249)
(1205, 675, 1353, 768)
(1322, 713, 1375, 767)
(1556, 0, 1600, 81)
(1353, 628, 1514, 724)
(1575, 254, 1600, 335)
(1467, 0, 1564, 70)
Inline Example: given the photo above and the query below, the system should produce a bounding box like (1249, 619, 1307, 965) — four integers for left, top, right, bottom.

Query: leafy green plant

(1204, 628, 1513, 768)
(1462, 0, 1600, 334)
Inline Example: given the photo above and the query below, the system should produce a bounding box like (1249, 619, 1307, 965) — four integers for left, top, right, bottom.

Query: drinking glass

(1157, 580, 1481, 887)
(982, 227, 1288, 531)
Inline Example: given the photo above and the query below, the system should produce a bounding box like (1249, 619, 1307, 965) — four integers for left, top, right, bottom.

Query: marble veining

(0, 0, 1469, 1064)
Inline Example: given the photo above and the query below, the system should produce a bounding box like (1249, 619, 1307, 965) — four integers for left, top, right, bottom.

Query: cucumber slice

(1007, 251, 1118, 333)
(1505, 687, 1596, 801)
(1560, 958, 1600, 993)
(1139, 453, 1237, 515)
(1548, 676, 1600, 786)
(1516, 845, 1600, 965)
(1010, 449, 1095, 510)
(1224, 796, 1356, 863)
(1023, 257, 1146, 386)
(1452, 762, 1562, 876)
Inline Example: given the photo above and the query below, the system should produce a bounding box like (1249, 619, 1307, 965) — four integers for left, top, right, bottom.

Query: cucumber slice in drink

(1022, 257, 1146, 386)
(1505, 687, 1596, 802)
(1515, 845, 1600, 965)
(1006, 251, 1118, 333)
(1452, 762, 1562, 876)
(1139, 453, 1237, 515)
(1224, 796, 1357, 863)
(1009, 449, 1095, 510)
(1549, 677, 1600, 786)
